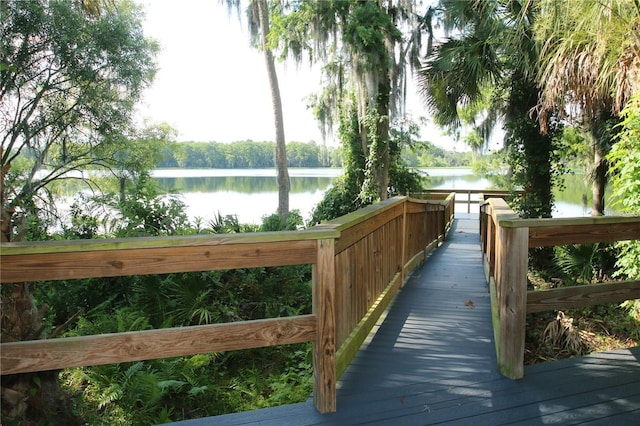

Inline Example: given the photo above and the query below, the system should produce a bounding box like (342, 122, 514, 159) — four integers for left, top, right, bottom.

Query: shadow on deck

(172, 215, 640, 425)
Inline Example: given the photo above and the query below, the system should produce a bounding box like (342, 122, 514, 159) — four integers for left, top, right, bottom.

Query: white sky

(134, 0, 460, 149)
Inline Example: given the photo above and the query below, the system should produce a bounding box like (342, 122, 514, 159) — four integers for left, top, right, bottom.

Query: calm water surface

(151, 168, 600, 225)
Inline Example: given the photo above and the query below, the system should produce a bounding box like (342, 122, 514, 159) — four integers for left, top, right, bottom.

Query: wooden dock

(166, 215, 640, 424)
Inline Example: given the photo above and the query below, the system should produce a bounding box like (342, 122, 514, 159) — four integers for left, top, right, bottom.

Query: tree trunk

(592, 143, 607, 216)
(1, 147, 12, 243)
(375, 80, 391, 201)
(375, 116, 390, 201)
(588, 108, 616, 217)
(0, 156, 78, 423)
(257, 0, 290, 217)
(119, 175, 127, 204)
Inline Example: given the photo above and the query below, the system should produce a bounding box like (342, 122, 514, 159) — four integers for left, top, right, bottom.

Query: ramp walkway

(174, 215, 640, 425)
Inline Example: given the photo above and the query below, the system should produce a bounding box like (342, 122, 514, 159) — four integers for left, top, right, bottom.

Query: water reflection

(153, 168, 602, 224)
(154, 176, 335, 194)
(51, 168, 611, 225)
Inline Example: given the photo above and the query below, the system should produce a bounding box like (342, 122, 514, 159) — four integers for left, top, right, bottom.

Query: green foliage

(614, 241, 640, 280)
(608, 94, 640, 221)
(554, 243, 619, 286)
(206, 212, 257, 234)
(34, 204, 316, 423)
(310, 107, 367, 223)
(260, 209, 304, 231)
(419, 0, 567, 228)
(1, 0, 158, 241)
(359, 109, 387, 203)
(65, 200, 100, 239)
(310, 104, 426, 223)
(555, 244, 599, 285)
(86, 174, 191, 237)
(607, 94, 640, 319)
(388, 165, 424, 197)
(402, 141, 473, 167)
(160, 140, 337, 169)
(386, 118, 425, 196)
(112, 184, 189, 237)
(504, 78, 565, 220)
(273, 0, 428, 200)
(27, 170, 316, 421)
(54, 261, 314, 423)
(310, 175, 365, 224)
(556, 126, 590, 173)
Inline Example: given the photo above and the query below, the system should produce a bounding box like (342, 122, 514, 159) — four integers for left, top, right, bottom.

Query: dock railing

(0, 194, 454, 414)
(480, 197, 640, 379)
(412, 189, 518, 213)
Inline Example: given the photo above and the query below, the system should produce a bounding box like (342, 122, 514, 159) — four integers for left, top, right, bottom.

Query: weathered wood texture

(0, 234, 324, 283)
(0, 194, 454, 415)
(527, 280, 640, 313)
(481, 197, 640, 381)
(443, 192, 455, 231)
(331, 203, 404, 349)
(1, 316, 317, 375)
(313, 239, 337, 413)
(169, 215, 639, 426)
(527, 219, 640, 247)
(403, 201, 444, 269)
(328, 196, 453, 376)
(496, 225, 528, 379)
(413, 189, 516, 213)
(335, 271, 402, 379)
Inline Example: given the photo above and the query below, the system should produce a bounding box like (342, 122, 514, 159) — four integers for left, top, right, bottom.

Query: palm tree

(534, 0, 640, 215)
(250, 0, 290, 216)
(223, 0, 290, 216)
(79, 0, 115, 15)
(418, 0, 559, 220)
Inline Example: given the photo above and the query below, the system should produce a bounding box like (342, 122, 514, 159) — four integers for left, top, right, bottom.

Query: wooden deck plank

(168, 215, 640, 425)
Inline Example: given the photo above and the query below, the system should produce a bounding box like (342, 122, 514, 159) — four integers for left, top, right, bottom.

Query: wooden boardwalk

(172, 215, 640, 425)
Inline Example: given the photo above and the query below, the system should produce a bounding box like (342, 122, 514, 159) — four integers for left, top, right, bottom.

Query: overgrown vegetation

(524, 241, 639, 365)
(2, 177, 315, 425)
(525, 305, 638, 365)
(310, 106, 426, 224)
(48, 257, 315, 425)
(524, 87, 640, 367)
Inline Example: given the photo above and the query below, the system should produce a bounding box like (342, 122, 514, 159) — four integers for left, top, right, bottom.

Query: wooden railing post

(486, 209, 496, 280)
(479, 201, 486, 251)
(496, 224, 528, 379)
(313, 238, 337, 413)
(401, 199, 407, 286)
(439, 204, 445, 243)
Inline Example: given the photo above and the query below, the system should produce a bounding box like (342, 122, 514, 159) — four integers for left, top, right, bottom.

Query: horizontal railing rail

(480, 198, 640, 379)
(0, 193, 454, 414)
(413, 189, 518, 213)
(325, 194, 454, 378)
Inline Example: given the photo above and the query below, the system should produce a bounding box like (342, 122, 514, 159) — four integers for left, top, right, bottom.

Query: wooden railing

(480, 198, 640, 379)
(0, 194, 454, 414)
(412, 189, 517, 213)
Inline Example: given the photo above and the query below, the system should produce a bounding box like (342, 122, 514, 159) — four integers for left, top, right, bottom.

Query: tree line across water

(157, 140, 474, 169)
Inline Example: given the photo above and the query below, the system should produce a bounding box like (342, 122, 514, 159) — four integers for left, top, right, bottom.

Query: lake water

(151, 168, 602, 225)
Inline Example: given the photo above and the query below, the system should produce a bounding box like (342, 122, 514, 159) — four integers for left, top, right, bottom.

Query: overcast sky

(133, 0, 459, 149)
